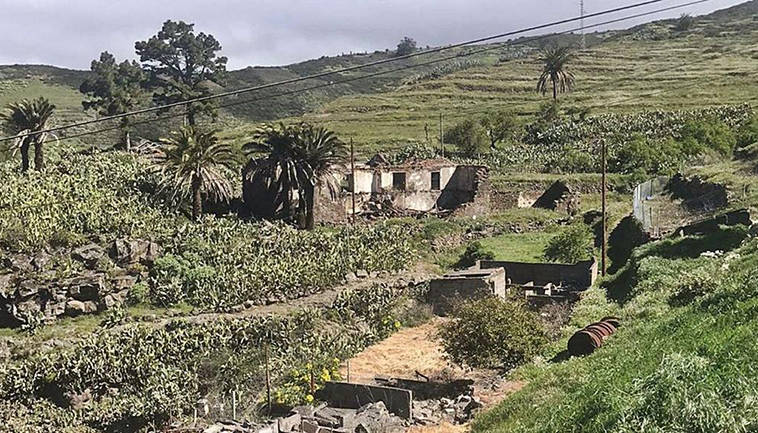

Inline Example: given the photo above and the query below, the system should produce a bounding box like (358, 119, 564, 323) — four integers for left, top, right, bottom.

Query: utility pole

(350, 138, 356, 222)
(439, 113, 444, 157)
(601, 138, 607, 277)
(580, 0, 587, 50)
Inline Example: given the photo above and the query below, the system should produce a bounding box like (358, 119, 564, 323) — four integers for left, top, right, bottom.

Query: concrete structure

(339, 157, 489, 215)
(428, 267, 506, 315)
(318, 381, 413, 419)
(477, 259, 598, 290)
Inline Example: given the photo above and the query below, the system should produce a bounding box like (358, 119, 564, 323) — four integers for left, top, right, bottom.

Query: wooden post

(350, 138, 356, 222)
(232, 390, 237, 420)
(265, 344, 272, 416)
(310, 367, 316, 395)
(601, 138, 607, 277)
(347, 359, 351, 383)
(439, 112, 444, 157)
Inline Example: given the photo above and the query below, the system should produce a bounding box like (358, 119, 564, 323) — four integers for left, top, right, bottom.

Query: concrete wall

(428, 268, 506, 315)
(477, 259, 598, 289)
(331, 163, 489, 215)
(318, 381, 413, 419)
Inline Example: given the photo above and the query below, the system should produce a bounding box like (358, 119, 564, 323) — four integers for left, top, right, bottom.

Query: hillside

(272, 8, 758, 155)
(0, 43, 532, 148)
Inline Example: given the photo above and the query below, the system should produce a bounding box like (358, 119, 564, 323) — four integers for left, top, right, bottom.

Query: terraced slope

(285, 18, 758, 154)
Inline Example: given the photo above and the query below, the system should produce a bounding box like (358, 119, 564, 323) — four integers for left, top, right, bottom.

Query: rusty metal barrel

(567, 317, 621, 357)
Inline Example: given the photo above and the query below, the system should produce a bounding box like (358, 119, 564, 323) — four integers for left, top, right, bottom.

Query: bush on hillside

(439, 297, 548, 370)
(679, 117, 737, 156)
(674, 13, 695, 32)
(444, 118, 489, 157)
(455, 241, 495, 269)
(544, 224, 594, 264)
(393, 141, 438, 163)
(395, 37, 417, 56)
(736, 114, 758, 149)
(609, 135, 684, 175)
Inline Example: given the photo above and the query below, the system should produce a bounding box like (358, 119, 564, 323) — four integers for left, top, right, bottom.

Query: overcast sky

(0, 0, 749, 70)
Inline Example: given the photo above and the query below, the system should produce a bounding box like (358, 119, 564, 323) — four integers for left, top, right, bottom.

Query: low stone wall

(0, 239, 160, 328)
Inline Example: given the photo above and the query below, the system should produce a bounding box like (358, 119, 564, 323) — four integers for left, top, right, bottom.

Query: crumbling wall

(533, 180, 580, 215)
(478, 259, 598, 289)
(666, 173, 728, 211)
(439, 165, 490, 212)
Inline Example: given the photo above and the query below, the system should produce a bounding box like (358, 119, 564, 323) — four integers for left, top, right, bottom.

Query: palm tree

(243, 123, 346, 230)
(536, 47, 576, 100)
(0, 98, 55, 172)
(295, 125, 348, 230)
(154, 126, 236, 221)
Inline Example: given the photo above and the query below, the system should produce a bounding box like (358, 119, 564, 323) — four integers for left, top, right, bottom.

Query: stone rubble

(199, 378, 482, 433)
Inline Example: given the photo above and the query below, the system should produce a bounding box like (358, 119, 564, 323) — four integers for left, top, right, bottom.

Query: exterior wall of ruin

(477, 259, 598, 289)
(428, 268, 506, 315)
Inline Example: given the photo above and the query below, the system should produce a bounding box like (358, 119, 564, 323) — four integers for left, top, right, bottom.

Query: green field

(478, 231, 558, 263)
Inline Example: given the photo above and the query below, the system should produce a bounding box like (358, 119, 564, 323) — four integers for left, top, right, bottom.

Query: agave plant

(0, 97, 56, 172)
(154, 126, 236, 220)
(536, 46, 576, 100)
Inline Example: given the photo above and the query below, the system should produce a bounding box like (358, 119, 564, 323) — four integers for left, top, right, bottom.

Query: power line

(47, 0, 716, 145)
(0, 0, 711, 144)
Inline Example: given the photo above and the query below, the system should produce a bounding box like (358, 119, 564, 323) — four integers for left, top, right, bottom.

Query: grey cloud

(0, 0, 749, 70)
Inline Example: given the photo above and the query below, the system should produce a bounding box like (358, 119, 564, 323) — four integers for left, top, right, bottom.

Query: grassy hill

(270, 7, 758, 155)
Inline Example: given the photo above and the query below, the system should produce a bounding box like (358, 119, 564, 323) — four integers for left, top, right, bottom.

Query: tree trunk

(20, 140, 30, 173)
(33, 140, 44, 171)
(305, 184, 316, 231)
(187, 106, 196, 126)
(552, 80, 557, 100)
(192, 176, 202, 221)
(124, 130, 131, 152)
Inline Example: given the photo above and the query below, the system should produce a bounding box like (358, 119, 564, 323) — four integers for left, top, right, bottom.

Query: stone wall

(0, 239, 160, 328)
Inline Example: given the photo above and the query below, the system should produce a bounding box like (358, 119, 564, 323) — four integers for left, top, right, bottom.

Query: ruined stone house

(243, 155, 490, 223)
(331, 156, 490, 218)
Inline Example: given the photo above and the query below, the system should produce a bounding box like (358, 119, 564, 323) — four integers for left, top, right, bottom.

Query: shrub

(679, 117, 737, 156)
(552, 147, 595, 173)
(395, 37, 417, 56)
(455, 241, 495, 269)
(544, 224, 594, 264)
(394, 141, 438, 163)
(736, 114, 758, 149)
(444, 118, 489, 157)
(127, 282, 150, 306)
(439, 297, 548, 370)
(609, 135, 684, 174)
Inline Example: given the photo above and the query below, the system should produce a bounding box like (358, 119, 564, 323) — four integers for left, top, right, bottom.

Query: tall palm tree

(244, 123, 346, 230)
(0, 98, 55, 172)
(536, 47, 576, 100)
(154, 126, 236, 221)
(295, 125, 348, 230)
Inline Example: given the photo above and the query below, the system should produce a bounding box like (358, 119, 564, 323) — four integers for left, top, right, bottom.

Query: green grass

(477, 231, 558, 263)
(471, 221, 758, 432)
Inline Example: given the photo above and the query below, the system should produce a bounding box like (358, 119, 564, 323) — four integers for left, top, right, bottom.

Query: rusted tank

(567, 317, 621, 356)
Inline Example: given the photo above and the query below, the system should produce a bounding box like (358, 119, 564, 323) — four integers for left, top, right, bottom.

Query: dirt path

(341, 318, 526, 429)
(152, 264, 437, 327)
